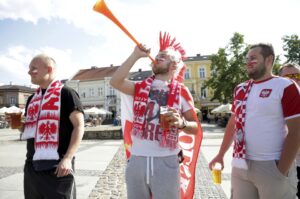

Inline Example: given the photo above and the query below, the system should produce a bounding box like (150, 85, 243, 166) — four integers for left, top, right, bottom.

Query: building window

(109, 86, 115, 95)
(89, 88, 94, 97)
(199, 67, 206, 78)
(200, 87, 207, 99)
(0, 96, 3, 104)
(10, 97, 16, 105)
(184, 68, 190, 79)
(98, 87, 103, 96)
(81, 92, 86, 98)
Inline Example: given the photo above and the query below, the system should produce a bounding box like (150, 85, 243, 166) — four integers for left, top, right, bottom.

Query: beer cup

(6, 112, 22, 129)
(160, 106, 169, 129)
(211, 164, 222, 184)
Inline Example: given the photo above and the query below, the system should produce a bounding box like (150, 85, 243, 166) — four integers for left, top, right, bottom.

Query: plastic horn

(93, 0, 155, 63)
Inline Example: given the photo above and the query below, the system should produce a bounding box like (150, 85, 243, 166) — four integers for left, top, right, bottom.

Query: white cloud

(0, 0, 53, 23)
(0, 46, 32, 85)
(0, 46, 80, 86)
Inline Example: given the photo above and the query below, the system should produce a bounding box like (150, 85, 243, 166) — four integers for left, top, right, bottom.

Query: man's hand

(209, 154, 225, 171)
(55, 157, 73, 177)
(134, 44, 151, 58)
(164, 107, 185, 129)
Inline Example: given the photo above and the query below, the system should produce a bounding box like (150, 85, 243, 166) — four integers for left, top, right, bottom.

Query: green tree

(204, 32, 248, 103)
(272, 55, 282, 75)
(282, 34, 300, 65)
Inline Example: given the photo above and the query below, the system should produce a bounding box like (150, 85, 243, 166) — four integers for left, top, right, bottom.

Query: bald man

(19, 54, 84, 199)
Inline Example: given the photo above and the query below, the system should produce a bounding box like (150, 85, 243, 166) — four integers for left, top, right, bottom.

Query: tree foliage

(282, 34, 300, 65)
(204, 33, 248, 103)
(272, 55, 282, 75)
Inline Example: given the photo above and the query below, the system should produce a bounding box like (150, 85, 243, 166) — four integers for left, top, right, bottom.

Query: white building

(66, 66, 153, 118)
(66, 65, 120, 117)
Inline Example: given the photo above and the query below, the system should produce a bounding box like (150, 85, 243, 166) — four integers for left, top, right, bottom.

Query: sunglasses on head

(284, 73, 300, 81)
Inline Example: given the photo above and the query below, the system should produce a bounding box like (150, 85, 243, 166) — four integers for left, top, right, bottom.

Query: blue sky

(0, 0, 299, 87)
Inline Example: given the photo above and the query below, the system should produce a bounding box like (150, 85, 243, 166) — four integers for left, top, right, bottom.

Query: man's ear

(47, 66, 53, 73)
(266, 55, 274, 66)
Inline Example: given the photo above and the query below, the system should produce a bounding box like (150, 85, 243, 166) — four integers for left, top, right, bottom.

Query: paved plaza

(0, 123, 232, 199)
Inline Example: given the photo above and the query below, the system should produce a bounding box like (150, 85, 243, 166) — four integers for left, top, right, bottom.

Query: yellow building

(183, 54, 220, 120)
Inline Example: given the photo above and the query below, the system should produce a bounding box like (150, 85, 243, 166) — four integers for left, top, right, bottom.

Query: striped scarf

(22, 80, 63, 161)
(132, 76, 181, 149)
(232, 80, 253, 169)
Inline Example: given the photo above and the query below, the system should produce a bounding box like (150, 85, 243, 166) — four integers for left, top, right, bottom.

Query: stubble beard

(247, 62, 266, 80)
(153, 63, 170, 75)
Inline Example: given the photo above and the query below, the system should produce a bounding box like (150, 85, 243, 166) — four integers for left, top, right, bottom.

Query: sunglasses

(284, 73, 300, 81)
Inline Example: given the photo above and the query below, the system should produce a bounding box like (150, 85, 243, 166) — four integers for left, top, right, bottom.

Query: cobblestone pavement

(88, 146, 126, 199)
(88, 123, 229, 199)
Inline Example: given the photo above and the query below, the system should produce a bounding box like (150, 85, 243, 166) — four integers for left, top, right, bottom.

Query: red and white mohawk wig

(159, 31, 186, 83)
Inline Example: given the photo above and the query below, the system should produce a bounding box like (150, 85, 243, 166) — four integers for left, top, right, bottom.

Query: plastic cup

(6, 112, 22, 129)
(160, 106, 169, 129)
(211, 169, 222, 184)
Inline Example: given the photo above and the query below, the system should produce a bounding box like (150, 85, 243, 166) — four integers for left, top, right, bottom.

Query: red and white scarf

(232, 80, 253, 169)
(132, 76, 181, 149)
(22, 80, 63, 161)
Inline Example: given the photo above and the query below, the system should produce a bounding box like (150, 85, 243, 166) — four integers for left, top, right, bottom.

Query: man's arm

(180, 109, 199, 135)
(110, 45, 150, 96)
(278, 116, 300, 176)
(55, 110, 84, 177)
(208, 114, 235, 170)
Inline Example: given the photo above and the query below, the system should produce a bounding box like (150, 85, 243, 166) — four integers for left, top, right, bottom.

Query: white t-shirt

(240, 77, 300, 160)
(131, 79, 191, 157)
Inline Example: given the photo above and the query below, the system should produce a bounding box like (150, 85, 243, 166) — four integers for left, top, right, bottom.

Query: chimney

(138, 68, 142, 72)
(196, 54, 201, 57)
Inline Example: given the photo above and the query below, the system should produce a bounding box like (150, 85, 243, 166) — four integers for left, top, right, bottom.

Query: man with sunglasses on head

(209, 44, 300, 199)
(279, 63, 300, 84)
(279, 63, 300, 198)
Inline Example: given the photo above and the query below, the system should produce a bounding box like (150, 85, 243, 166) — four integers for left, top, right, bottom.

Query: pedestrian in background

(209, 43, 300, 199)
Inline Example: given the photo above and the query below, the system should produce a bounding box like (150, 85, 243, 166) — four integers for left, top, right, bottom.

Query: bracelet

(178, 117, 187, 129)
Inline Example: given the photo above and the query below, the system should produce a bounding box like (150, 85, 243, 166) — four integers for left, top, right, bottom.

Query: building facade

(65, 66, 120, 117)
(0, 85, 35, 108)
(183, 54, 220, 120)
